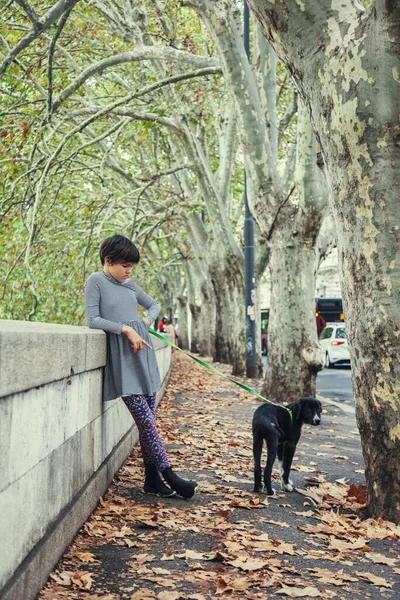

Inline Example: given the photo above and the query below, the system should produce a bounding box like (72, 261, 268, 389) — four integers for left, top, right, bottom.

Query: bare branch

(0, 0, 80, 76)
(0, 1, 14, 15)
(14, 0, 39, 23)
(218, 100, 237, 205)
(266, 185, 296, 242)
(69, 107, 181, 133)
(47, 3, 76, 120)
(64, 65, 222, 129)
(52, 47, 219, 113)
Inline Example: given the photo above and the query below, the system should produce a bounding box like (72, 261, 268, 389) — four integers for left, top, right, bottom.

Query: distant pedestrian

(164, 318, 177, 348)
(85, 234, 198, 499)
(157, 317, 166, 333)
(316, 305, 327, 338)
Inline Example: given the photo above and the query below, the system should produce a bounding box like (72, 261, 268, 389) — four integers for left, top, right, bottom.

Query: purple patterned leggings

(122, 393, 170, 472)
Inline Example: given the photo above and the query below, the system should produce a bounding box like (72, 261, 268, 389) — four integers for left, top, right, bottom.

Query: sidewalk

(39, 354, 400, 600)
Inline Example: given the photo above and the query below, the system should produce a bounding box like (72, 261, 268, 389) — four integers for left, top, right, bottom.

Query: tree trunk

(190, 303, 201, 353)
(211, 262, 246, 375)
(246, 0, 400, 521)
(188, 269, 216, 356)
(263, 99, 326, 402)
(194, 283, 216, 357)
(263, 225, 324, 403)
(176, 295, 189, 351)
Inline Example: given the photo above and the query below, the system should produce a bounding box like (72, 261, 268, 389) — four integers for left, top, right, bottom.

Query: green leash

(149, 329, 293, 423)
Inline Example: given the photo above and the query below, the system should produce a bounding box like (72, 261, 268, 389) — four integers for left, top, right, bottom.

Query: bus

(315, 298, 344, 323)
(261, 298, 344, 354)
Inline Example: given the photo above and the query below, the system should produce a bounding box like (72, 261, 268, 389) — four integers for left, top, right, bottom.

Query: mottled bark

(186, 259, 216, 356)
(263, 100, 326, 401)
(160, 67, 245, 370)
(185, 0, 329, 392)
(190, 305, 201, 353)
(263, 223, 324, 402)
(211, 257, 246, 375)
(176, 295, 189, 351)
(184, 0, 282, 230)
(247, 0, 400, 521)
(191, 294, 216, 357)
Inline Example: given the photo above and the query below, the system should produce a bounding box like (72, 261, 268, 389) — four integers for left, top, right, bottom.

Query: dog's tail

(253, 416, 282, 439)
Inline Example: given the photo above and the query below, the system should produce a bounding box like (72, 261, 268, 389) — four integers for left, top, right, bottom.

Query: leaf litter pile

(39, 353, 400, 599)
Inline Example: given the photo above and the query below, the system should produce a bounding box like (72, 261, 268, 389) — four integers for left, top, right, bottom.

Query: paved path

(316, 367, 354, 404)
(39, 354, 400, 600)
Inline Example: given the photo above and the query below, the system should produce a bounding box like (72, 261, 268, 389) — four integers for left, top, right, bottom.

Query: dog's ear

(290, 400, 302, 421)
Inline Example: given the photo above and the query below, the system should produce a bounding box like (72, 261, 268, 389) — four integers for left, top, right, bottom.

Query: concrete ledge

(0, 424, 138, 600)
(0, 320, 171, 600)
(0, 320, 106, 398)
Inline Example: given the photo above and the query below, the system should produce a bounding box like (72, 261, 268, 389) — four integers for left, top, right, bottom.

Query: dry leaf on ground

(277, 585, 322, 597)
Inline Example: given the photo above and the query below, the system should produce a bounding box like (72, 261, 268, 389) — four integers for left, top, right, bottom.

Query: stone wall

(0, 320, 171, 600)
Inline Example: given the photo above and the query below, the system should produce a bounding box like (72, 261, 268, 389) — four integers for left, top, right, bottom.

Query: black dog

(252, 397, 322, 495)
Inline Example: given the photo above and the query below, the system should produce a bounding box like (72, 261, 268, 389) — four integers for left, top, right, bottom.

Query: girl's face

(104, 258, 135, 282)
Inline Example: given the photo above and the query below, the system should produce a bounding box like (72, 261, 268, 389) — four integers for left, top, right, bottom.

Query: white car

(319, 323, 351, 368)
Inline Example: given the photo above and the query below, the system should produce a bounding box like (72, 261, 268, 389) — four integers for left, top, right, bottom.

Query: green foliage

(0, 0, 296, 323)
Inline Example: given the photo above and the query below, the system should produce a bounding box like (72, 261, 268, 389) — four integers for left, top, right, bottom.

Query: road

(316, 366, 353, 403)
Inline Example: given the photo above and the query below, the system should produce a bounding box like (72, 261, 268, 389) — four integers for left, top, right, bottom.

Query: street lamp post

(243, 1, 257, 378)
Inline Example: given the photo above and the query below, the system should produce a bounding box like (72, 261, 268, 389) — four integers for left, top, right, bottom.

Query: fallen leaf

(135, 554, 155, 564)
(228, 558, 268, 571)
(308, 567, 358, 585)
(157, 592, 181, 600)
(50, 571, 73, 586)
(365, 553, 398, 566)
(264, 520, 290, 528)
(329, 538, 369, 552)
(138, 520, 159, 529)
(72, 571, 94, 590)
(223, 541, 244, 552)
(216, 576, 251, 594)
(356, 571, 393, 587)
(176, 549, 224, 561)
(255, 540, 298, 555)
(347, 483, 367, 504)
(277, 585, 321, 597)
(151, 568, 172, 575)
(292, 511, 315, 517)
(74, 552, 99, 564)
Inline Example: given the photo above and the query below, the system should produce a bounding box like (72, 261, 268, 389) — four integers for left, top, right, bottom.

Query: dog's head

(291, 397, 322, 426)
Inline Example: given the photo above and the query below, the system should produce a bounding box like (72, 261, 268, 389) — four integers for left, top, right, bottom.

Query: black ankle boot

(162, 467, 198, 499)
(143, 465, 176, 497)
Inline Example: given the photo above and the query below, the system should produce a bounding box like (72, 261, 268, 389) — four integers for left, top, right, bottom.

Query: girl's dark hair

(99, 235, 140, 265)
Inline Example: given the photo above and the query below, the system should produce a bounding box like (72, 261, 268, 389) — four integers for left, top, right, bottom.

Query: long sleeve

(133, 282, 160, 326)
(85, 277, 123, 335)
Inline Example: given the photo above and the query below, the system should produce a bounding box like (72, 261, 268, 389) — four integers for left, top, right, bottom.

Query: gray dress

(85, 272, 161, 401)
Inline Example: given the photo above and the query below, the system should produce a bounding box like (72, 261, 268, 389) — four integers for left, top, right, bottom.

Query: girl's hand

(143, 318, 151, 328)
(122, 326, 152, 353)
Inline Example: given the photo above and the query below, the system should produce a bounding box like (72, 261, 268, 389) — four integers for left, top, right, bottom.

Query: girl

(85, 234, 198, 499)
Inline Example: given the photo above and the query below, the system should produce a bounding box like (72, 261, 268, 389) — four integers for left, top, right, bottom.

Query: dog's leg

(252, 431, 264, 492)
(281, 443, 296, 492)
(277, 442, 284, 478)
(263, 434, 278, 495)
